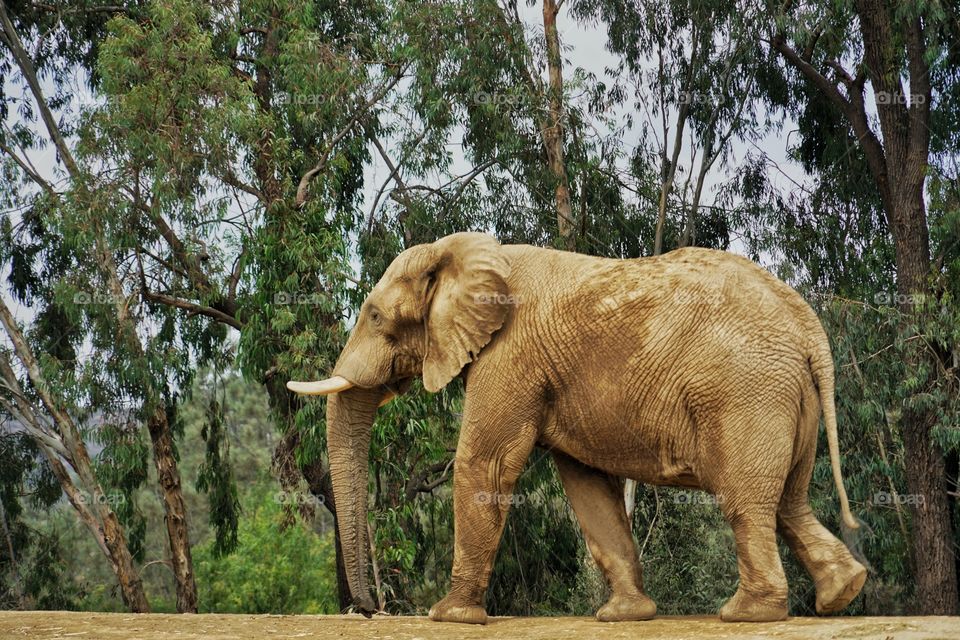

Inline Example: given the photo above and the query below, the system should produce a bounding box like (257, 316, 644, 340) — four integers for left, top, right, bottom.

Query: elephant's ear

(420, 233, 512, 393)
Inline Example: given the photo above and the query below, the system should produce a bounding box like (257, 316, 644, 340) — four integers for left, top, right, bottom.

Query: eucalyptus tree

(0, 298, 151, 611)
(0, 0, 200, 611)
(758, 0, 960, 614)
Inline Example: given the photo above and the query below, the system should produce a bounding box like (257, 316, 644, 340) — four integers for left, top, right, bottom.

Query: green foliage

(630, 487, 739, 615)
(193, 488, 337, 614)
(196, 395, 241, 558)
(487, 453, 582, 616)
(363, 380, 459, 610)
(0, 432, 77, 610)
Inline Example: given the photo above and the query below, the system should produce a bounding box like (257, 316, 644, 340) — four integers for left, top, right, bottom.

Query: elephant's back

(504, 245, 815, 328)
(508, 245, 821, 390)
(653, 247, 827, 351)
(500, 244, 824, 361)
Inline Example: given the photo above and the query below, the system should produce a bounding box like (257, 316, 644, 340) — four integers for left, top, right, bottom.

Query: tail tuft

(841, 515, 873, 571)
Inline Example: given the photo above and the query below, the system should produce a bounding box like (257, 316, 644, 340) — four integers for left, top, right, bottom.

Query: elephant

(287, 232, 867, 624)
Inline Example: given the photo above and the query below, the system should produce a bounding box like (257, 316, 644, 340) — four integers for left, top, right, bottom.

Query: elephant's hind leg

(715, 491, 789, 622)
(707, 411, 792, 622)
(777, 376, 866, 615)
(553, 452, 657, 622)
(777, 501, 866, 614)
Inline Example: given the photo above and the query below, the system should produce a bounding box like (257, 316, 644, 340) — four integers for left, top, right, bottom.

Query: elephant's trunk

(326, 385, 381, 615)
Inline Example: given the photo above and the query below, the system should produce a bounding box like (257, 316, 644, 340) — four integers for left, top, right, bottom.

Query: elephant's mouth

(381, 377, 414, 403)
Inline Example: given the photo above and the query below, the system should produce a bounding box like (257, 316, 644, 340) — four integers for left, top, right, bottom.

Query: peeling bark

(146, 407, 198, 613)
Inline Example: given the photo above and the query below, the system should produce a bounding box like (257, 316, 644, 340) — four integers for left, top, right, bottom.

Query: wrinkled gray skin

(289, 233, 866, 624)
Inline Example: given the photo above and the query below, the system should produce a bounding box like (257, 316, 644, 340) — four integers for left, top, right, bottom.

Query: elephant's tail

(811, 346, 860, 531)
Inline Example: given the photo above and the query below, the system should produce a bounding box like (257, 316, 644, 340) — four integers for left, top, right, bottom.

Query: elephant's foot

(815, 560, 867, 615)
(428, 596, 488, 624)
(719, 588, 787, 622)
(596, 592, 657, 621)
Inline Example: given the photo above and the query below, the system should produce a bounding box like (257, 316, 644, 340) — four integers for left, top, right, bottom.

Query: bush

(193, 488, 337, 614)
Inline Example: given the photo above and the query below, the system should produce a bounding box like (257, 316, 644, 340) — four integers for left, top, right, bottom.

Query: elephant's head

(286, 232, 511, 613)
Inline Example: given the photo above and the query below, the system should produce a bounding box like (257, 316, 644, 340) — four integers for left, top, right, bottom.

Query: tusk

(286, 376, 354, 396)
(379, 390, 397, 407)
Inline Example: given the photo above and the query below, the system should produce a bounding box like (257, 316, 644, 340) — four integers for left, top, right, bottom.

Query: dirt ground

(1, 612, 959, 640)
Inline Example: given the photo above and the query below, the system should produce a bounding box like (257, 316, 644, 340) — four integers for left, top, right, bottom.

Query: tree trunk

(542, 0, 575, 249)
(47, 454, 148, 611)
(653, 28, 700, 256)
(889, 190, 958, 614)
(901, 403, 957, 613)
(146, 407, 199, 613)
(56, 406, 150, 612)
(855, 0, 958, 612)
(93, 237, 199, 613)
(99, 507, 152, 612)
(654, 101, 689, 256)
(680, 155, 709, 249)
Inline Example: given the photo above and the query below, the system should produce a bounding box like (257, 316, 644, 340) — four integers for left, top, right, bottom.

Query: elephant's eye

(369, 309, 382, 326)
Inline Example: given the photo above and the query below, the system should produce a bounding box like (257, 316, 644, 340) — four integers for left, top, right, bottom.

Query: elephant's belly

(539, 406, 703, 489)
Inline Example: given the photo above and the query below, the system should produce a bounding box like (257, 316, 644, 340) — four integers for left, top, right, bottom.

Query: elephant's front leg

(428, 407, 538, 624)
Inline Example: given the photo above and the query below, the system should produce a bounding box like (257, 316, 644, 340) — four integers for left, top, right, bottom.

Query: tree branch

(220, 169, 263, 202)
(0, 1, 80, 178)
(295, 68, 406, 208)
(769, 34, 851, 112)
(0, 139, 56, 196)
(769, 31, 891, 210)
(404, 459, 454, 501)
(140, 287, 244, 330)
